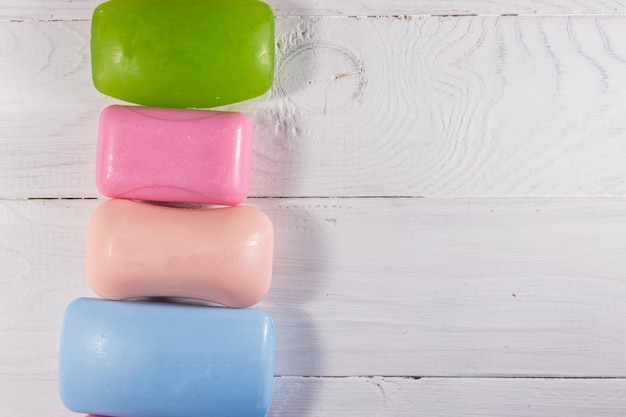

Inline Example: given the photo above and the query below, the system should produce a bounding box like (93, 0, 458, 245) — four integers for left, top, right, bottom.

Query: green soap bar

(91, 0, 274, 108)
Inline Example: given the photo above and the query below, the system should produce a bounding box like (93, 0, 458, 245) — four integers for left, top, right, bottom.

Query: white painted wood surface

(270, 377, 626, 417)
(4, 16, 626, 198)
(2, 0, 626, 415)
(4, 0, 626, 20)
(4, 197, 626, 377)
(3, 198, 626, 414)
(5, 376, 626, 417)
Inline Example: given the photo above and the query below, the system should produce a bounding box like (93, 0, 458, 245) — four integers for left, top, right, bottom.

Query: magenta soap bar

(96, 105, 253, 205)
(85, 199, 274, 307)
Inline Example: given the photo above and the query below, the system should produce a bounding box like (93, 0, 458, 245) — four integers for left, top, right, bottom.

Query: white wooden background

(2, 1, 626, 416)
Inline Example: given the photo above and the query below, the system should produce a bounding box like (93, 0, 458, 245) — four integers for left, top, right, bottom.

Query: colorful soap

(91, 0, 275, 108)
(96, 105, 252, 205)
(86, 199, 274, 307)
(59, 298, 275, 417)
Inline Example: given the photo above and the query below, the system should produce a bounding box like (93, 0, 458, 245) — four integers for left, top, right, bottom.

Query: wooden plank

(2, 16, 626, 199)
(270, 377, 626, 417)
(3, 0, 626, 21)
(2, 197, 626, 377)
(3, 375, 626, 417)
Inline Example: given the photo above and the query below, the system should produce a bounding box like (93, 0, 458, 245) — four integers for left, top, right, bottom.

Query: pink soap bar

(96, 105, 253, 205)
(85, 199, 274, 307)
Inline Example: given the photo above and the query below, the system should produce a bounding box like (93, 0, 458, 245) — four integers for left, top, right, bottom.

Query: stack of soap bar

(58, 1, 278, 416)
(59, 298, 275, 417)
(86, 199, 274, 307)
(97, 105, 253, 205)
(91, 0, 275, 108)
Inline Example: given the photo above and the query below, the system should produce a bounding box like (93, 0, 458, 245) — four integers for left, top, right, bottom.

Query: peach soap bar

(85, 199, 274, 307)
(96, 105, 252, 205)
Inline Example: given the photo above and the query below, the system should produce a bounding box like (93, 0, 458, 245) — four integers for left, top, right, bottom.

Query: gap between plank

(11, 195, 626, 202)
(274, 375, 626, 380)
(4, 14, 626, 23)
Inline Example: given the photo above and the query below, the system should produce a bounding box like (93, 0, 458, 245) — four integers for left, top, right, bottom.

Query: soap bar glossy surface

(59, 298, 275, 417)
(97, 105, 252, 205)
(86, 199, 274, 307)
(91, 0, 275, 108)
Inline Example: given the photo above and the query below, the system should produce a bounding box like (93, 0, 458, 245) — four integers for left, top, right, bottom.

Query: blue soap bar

(59, 298, 275, 417)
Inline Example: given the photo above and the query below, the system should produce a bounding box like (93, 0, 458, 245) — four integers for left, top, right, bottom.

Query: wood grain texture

(3, 0, 626, 21)
(3, 198, 626, 378)
(2, 16, 626, 198)
(3, 3, 626, 416)
(3, 376, 626, 417)
(270, 377, 626, 417)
